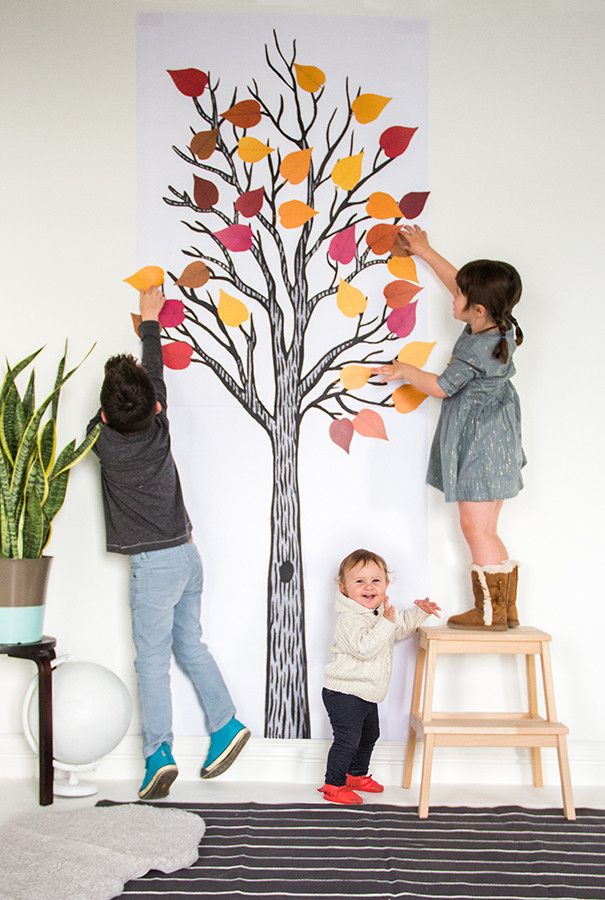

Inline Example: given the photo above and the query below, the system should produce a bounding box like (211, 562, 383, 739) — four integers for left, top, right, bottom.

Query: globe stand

(53, 765, 99, 798)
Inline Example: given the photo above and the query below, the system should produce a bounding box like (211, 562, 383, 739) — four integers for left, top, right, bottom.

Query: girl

(319, 549, 440, 805)
(373, 226, 525, 631)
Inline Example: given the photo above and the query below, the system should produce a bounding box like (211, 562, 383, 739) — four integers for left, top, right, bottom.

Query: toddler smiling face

(340, 559, 389, 611)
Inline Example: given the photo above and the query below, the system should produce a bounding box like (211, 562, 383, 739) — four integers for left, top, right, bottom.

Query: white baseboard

(2, 733, 604, 787)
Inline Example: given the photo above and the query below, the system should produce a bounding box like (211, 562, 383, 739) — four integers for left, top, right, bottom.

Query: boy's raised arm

(139, 287, 168, 413)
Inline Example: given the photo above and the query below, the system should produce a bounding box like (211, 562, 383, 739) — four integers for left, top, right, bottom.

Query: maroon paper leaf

(193, 176, 219, 209)
(387, 301, 418, 338)
(213, 224, 253, 252)
(379, 126, 417, 159)
(329, 418, 354, 453)
(167, 68, 208, 97)
(235, 187, 265, 218)
(399, 191, 430, 219)
(329, 225, 357, 264)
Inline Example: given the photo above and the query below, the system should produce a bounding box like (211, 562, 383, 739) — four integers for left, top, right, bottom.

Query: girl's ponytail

(508, 314, 524, 348)
(493, 315, 510, 363)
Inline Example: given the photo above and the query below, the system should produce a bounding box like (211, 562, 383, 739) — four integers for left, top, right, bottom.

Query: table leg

(35, 650, 55, 805)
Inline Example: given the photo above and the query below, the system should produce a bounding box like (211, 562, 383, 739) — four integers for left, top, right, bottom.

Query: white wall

(1, 0, 603, 788)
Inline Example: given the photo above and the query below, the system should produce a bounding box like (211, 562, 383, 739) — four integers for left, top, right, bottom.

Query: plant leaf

(351, 93, 391, 124)
(337, 280, 367, 317)
(352, 409, 388, 440)
(331, 152, 363, 191)
(329, 418, 354, 453)
(217, 290, 249, 327)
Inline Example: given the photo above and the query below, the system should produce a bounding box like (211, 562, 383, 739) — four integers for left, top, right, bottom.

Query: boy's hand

(414, 597, 441, 618)
(383, 597, 395, 623)
(399, 224, 430, 257)
(140, 286, 165, 322)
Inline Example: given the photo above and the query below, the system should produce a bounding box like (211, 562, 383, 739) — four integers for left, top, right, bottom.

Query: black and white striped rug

(107, 802, 605, 899)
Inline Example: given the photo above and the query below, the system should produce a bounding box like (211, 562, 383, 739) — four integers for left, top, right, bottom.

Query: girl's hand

(415, 597, 441, 618)
(399, 224, 430, 257)
(371, 360, 408, 383)
(383, 597, 395, 623)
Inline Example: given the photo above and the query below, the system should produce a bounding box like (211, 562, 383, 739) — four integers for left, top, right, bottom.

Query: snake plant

(0, 345, 100, 559)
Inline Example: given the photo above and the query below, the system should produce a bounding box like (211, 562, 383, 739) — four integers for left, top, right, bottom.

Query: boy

(88, 286, 249, 799)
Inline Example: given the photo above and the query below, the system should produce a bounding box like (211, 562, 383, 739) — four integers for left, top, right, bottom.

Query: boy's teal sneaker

(138, 742, 179, 800)
(200, 717, 250, 779)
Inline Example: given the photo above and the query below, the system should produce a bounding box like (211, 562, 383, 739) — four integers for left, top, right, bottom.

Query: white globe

(28, 661, 132, 765)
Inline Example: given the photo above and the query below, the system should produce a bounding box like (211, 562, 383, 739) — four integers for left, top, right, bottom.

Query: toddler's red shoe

(346, 774, 384, 793)
(317, 783, 363, 805)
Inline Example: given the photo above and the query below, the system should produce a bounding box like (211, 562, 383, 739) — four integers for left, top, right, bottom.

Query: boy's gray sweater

(87, 320, 191, 554)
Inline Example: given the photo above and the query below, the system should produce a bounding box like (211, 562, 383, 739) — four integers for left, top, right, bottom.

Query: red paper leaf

(213, 224, 253, 252)
(387, 301, 418, 337)
(399, 191, 430, 219)
(235, 187, 265, 218)
(379, 126, 417, 159)
(329, 225, 357, 264)
(383, 281, 422, 309)
(329, 418, 354, 453)
(175, 261, 210, 288)
(366, 223, 398, 255)
(162, 341, 193, 370)
(352, 409, 388, 441)
(193, 176, 219, 209)
(221, 99, 262, 128)
(167, 68, 208, 97)
(159, 299, 186, 328)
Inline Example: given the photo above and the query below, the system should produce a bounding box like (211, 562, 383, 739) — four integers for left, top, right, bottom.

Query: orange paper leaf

(124, 266, 164, 291)
(366, 192, 402, 220)
(387, 256, 418, 281)
(397, 341, 436, 368)
(351, 93, 391, 124)
(392, 384, 428, 413)
(280, 148, 313, 184)
(190, 129, 218, 160)
(366, 224, 398, 256)
(176, 261, 210, 288)
(221, 99, 262, 128)
(278, 200, 317, 229)
(237, 137, 274, 163)
(294, 63, 326, 93)
(352, 408, 388, 440)
(383, 280, 422, 309)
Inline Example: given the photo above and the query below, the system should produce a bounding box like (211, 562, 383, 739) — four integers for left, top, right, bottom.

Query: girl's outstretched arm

(401, 225, 458, 296)
(371, 360, 448, 398)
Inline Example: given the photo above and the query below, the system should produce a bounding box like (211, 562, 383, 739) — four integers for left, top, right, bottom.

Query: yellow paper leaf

(397, 341, 436, 368)
(351, 93, 391, 124)
(237, 137, 274, 163)
(393, 384, 428, 413)
(387, 255, 418, 282)
(217, 289, 249, 327)
(278, 200, 317, 229)
(331, 152, 364, 191)
(337, 279, 367, 317)
(294, 63, 326, 93)
(340, 365, 371, 390)
(366, 192, 402, 219)
(280, 148, 313, 184)
(123, 266, 164, 291)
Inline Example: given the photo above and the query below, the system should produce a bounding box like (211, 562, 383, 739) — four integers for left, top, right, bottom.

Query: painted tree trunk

(264, 394, 310, 738)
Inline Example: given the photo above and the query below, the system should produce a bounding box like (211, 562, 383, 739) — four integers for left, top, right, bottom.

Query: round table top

(0, 636, 57, 655)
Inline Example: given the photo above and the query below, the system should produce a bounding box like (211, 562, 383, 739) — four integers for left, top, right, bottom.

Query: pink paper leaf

(328, 225, 357, 264)
(213, 224, 253, 252)
(329, 418, 354, 453)
(387, 301, 418, 338)
(352, 409, 388, 441)
(159, 299, 186, 328)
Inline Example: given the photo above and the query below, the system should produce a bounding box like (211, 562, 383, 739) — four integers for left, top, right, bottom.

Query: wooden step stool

(403, 625, 575, 820)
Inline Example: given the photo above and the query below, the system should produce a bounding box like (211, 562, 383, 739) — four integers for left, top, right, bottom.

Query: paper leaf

(235, 187, 264, 218)
(351, 93, 391, 124)
(238, 137, 274, 163)
(124, 266, 164, 291)
(399, 191, 430, 219)
(130, 313, 142, 337)
(331, 152, 364, 191)
(352, 409, 388, 441)
(176, 261, 210, 288)
(159, 299, 185, 328)
(162, 341, 193, 370)
(397, 341, 436, 368)
(379, 125, 417, 158)
(337, 280, 367, 317)
(217, 289, 249, 327)
(167, 68, 208, 97)
(366, 192, 402, 220)
(278, 200, 317, 229)
(393, 384, 428, 413)
(387, 255, 418, 281)
(190, 129, 218, 160)
(193, 175, 219, 209)
(391, 232, 411, 257)
(221, 99, 262, 128)
(328, 225, 357, 264)
(383, 280, 422, 309)
(294, 63, 326, 93)
(340, 365, 371, 390)
(213, 224, 253, 252)
(280, 148, 313, 184)
(366, 223, 398, 256)
(387, 301, 418, 337)
(329, 418, 354, 453)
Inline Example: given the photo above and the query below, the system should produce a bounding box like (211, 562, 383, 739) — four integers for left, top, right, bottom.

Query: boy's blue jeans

(129, 542, 235, 759)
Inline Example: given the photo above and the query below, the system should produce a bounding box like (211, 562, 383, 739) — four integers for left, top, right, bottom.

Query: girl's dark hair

(338, 548, 390, 584)
(100, 355, 156, 434)
(456, 259, 523, 362)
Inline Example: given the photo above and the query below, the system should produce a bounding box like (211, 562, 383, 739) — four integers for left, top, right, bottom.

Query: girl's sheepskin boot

(447, 562, 513, 630)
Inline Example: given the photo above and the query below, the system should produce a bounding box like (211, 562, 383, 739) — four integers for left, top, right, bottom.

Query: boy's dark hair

(338, 548, 390, 584)
(456, 259, 523, 362)
(100, 354, 157, 434)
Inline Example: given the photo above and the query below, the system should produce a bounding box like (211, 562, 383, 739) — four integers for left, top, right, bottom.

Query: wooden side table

(0, 636, 56, 805)
(403, 626, 575, 820)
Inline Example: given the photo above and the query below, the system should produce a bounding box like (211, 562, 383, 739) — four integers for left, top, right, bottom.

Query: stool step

(411, 713, 568, 736)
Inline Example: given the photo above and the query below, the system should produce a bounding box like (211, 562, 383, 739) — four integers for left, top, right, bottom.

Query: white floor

(2, 778, 604, 827)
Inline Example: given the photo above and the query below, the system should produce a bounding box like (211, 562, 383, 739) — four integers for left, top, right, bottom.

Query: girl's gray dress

(426, 325, 526, 502)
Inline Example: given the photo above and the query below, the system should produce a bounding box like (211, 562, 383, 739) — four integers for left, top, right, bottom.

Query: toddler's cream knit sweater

(324, 591, 428, 703)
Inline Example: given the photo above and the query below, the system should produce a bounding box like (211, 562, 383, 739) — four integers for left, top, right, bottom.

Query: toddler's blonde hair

(338, 548, 389, 584)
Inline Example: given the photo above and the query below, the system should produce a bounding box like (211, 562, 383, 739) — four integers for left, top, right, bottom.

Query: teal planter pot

(0, 558, 52, 644)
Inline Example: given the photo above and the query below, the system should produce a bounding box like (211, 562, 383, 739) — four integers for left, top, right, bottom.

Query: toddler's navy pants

(322, 687, 380, 786)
